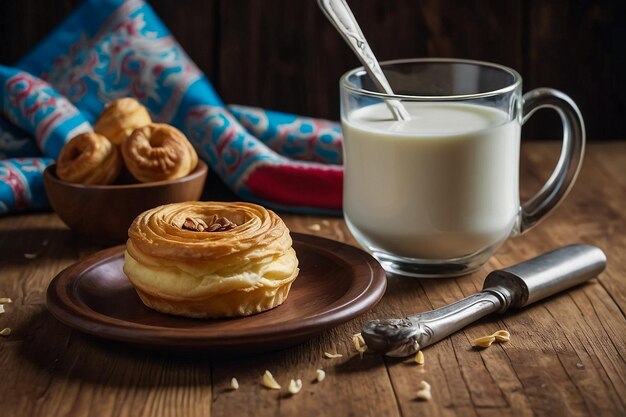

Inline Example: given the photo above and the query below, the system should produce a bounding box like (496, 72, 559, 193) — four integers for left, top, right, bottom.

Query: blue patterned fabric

(0, 0, 344, 215)
(0, 117, 41, 159)
(229, 105, 343, 165)
(0, 158, 54, 214)
(17, 0, 220, 126)
(0, 66, 92, 158)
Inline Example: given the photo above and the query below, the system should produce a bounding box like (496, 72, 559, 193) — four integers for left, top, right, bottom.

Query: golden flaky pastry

(56, 132, 122, 185)
(123, 202, 299, 318)
(93, 98, 152, 145)
(121, 123, 198, 183)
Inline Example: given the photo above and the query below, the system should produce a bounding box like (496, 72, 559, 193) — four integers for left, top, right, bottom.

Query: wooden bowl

(43, 161, 208, 245)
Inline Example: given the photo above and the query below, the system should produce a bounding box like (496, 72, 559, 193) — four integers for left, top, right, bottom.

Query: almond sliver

(261, 370, 281, 390)
(472, 335, 496, 348)
(315, 369, 326, 382)
(352, 333, 367, 355)
(492, 330, 510, 342)
(415, 380, 432, 401)
(403, 350, 425, 365)
(230, 377, 239, 390)
(415, 350, 425, 365)
(288, 379, 302, 394)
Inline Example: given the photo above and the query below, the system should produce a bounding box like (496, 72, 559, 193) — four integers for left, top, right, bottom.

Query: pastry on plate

(93, 97, 152, 145)
(121, 123, 198, 183)
(123, 201, 299, 318)
(56, 132, 122, 185)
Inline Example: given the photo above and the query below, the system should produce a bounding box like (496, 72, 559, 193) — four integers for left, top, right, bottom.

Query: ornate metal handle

(317, 0, 410, 120)
(362, 291, 504, 357)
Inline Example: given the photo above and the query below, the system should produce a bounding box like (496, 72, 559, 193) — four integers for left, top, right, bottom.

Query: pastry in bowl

(93, 97, 152, 145)
(56, 132, 122, 185)
(123, 201, 299, 318)
(121, 123, 198, 182)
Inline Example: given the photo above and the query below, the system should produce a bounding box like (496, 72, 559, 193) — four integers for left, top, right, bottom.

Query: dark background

(1, 0, 625, 140)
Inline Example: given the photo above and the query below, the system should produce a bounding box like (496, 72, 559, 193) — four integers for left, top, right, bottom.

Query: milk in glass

(342, 102, 520, 259)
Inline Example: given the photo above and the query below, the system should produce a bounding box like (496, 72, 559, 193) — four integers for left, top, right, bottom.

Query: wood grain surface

(1, 142, 626, 417)
(0, 1, 624, 140)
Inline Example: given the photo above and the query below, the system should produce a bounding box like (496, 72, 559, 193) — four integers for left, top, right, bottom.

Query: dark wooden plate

(46, 233, 386, 354)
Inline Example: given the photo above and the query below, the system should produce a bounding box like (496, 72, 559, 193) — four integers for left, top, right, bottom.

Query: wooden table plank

(1, 142, 625, 417)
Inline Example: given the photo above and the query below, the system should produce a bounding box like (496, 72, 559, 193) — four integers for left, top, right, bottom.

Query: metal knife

(361, 244, 607, 357)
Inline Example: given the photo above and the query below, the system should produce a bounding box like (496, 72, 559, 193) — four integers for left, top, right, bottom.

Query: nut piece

(415, 380, 432, 401)
(324, 352, 343, 359)
(493, 330, 510, 342)
(205, 216, 237, 232)
(307, 224, 321, 232)
(288, 379, 303, 395)
(472, 329, 511, 348)
(181, 215, 236, 233)
(0, 298, 12, 304)
(182, 217, 209, 232)
(403, 350, 424, 365)
(415, 350, 425, 365)
(353, 333, 367, 356)
(315, 369, 326, 382)
(472, 335, 496, 348)
(24, 253, 37, 259)
(230, 377, 239, 390)
(261, 370, 281, 390)
(0, 327, 11, 336)
(0, 304, 4, 314)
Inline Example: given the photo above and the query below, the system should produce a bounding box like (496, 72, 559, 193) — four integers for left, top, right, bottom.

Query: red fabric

(245, 163, 343, 210)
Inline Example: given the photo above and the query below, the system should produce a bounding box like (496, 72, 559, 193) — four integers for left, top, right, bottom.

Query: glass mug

(340, 58, 584, 277)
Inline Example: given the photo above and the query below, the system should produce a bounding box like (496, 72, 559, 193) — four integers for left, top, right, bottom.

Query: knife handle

(483, 244, 607, 309)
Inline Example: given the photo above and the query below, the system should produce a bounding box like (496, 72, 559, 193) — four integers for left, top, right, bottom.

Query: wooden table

(1, 142, 625, 417)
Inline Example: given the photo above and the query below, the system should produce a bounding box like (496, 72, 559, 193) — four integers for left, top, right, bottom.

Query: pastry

(56, 132, 122, 185)
(123, 201, 299, 318)
(93, 98, 152, 145)
(121, 123, 198, 182)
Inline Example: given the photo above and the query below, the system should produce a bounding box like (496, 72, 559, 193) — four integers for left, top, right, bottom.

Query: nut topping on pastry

(181, 215, 237, 232)
(206, 216, 237, 232)
(182, 217, 209, 232)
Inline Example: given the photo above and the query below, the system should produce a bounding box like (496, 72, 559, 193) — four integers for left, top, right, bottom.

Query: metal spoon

(318, 0, 410, 121)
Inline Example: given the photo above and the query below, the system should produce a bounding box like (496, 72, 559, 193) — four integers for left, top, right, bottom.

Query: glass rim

(340, 57, 522, 100)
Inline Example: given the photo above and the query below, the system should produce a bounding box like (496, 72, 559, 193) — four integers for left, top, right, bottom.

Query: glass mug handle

(514, 88, 586, 235)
